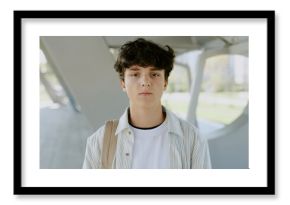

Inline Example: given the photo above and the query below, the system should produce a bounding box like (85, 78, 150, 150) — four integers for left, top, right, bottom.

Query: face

(121, 65, 168, 108)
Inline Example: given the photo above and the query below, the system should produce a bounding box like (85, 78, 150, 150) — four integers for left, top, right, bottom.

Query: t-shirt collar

(115, 106, 183, 138)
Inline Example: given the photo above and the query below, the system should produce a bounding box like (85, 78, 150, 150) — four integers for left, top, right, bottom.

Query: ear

(120, 80, 126, 92)
(164, 81, 168, 90)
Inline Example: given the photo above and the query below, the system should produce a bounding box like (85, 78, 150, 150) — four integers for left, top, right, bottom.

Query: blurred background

(40, 36, 248, 169)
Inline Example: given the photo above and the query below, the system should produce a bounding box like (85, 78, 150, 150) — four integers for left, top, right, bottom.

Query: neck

(129, 104, 165, 128)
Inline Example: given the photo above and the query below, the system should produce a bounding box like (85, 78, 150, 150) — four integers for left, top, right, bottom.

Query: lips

(139, 92, 152, 95)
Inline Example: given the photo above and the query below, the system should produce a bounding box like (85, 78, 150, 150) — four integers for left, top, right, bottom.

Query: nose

(141, 81, 150, 87)
(140, 75, 151, 87)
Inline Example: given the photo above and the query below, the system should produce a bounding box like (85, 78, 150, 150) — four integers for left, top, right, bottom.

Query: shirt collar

(115, 106, 184, 138)
(164, 107, 184, 137)
(115, 107, 130, 135)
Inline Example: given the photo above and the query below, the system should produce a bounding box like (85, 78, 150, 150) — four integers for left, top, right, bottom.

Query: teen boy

(82, 38, 211, 169)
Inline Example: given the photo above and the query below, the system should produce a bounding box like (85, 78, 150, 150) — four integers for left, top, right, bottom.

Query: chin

(138, 101, 161, 107)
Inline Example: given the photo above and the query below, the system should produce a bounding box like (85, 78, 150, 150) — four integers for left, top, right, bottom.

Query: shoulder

(86, 124, 106, 149)
(180, 118, 200, 143)
(167, 110, 199, 137)
(179, 116, 198, 132)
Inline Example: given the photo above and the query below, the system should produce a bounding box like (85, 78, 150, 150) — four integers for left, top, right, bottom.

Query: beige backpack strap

(101, 120, 119, 169)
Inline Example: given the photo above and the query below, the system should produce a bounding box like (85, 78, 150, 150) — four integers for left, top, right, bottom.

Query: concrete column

(40, 36, 128, 128)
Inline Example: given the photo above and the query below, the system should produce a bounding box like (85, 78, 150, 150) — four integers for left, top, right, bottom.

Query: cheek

(123, 80, 134, 93)
(156, 79, 166, 87)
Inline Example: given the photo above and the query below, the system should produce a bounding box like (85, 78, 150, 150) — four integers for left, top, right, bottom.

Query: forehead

(127, 65, 163, 71)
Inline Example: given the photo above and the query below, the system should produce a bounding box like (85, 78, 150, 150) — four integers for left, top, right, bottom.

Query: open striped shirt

(82, 107, 212, 169)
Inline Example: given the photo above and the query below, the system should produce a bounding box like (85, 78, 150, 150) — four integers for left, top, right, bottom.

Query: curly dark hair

(114, 38, 175, 81)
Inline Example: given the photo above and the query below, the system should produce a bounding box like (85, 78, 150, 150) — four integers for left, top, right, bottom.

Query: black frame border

(14, 10, 275, 195)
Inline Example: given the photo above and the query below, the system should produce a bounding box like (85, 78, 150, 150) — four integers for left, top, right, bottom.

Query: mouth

(139, 92, 152, 96)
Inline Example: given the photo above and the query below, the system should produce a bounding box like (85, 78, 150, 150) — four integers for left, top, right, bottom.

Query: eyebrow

(150, 68, 162, 71)
(128, 67, 140, 71)
(128, 66, 161, 71)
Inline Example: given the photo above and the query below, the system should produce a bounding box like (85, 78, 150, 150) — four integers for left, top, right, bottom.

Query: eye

(130, 73, 139, 77)
(151, 73, 160, 77)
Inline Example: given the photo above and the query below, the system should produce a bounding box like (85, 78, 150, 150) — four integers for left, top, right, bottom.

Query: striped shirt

(82, 107, 212, 169)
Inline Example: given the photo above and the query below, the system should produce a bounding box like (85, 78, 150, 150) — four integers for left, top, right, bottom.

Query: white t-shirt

(130, 120, 169, 169)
